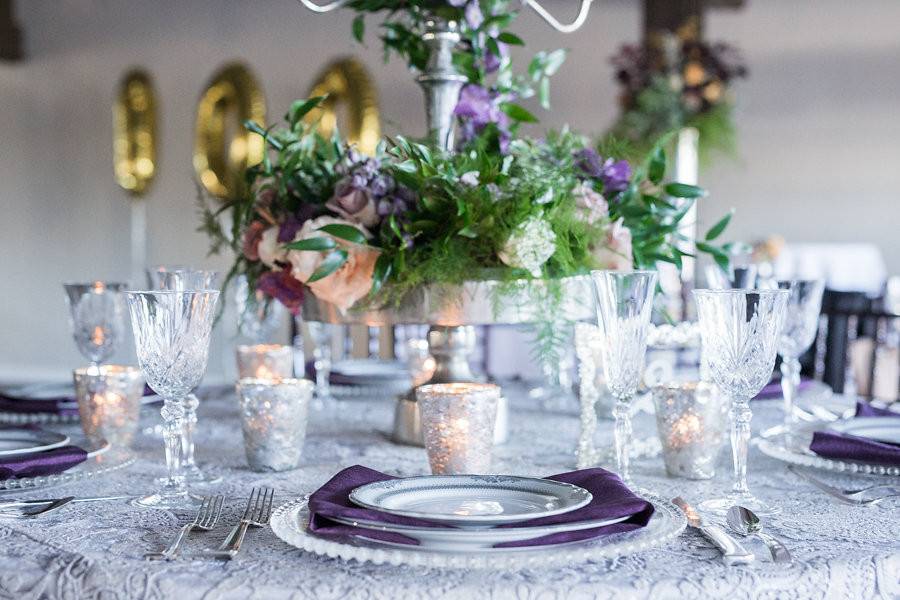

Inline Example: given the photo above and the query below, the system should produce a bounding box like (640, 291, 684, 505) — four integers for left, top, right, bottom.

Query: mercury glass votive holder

(73, 365, 144, 449)
(236, 378, 314, 472)
(236, 344, 294, 381)
(416, 383, 500, 475)
(651, 382, 727, 480)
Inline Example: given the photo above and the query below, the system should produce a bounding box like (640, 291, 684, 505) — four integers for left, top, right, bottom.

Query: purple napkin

(0, 444, 88, 481)
(0, 383, 155, 415)
(809, 402, 900, 466)
(753, 378, 815, 400)
(307, 465, 654, 548)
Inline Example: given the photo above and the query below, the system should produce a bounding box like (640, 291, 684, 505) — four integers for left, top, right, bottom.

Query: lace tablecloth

(0, 385, 897, 600)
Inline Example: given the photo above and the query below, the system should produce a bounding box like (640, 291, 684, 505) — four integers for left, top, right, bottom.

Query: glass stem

(730, 396, 752, 497)
(612, 396, 633, 484)
(161, 398, 187, 495)
(181, 394, 199, 471)
(780, 356, 801, 433)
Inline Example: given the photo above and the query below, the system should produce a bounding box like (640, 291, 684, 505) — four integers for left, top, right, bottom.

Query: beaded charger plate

(756, 425, 900, 477)
(269, 494, 685, 570)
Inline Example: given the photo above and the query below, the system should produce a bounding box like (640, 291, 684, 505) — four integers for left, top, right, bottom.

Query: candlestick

(235, 344, 294, 381)
(650, 381, 726, 480)
(416, 383, 500, 475)
(236, 378, 314, 472)
(73, 365, 144, 449)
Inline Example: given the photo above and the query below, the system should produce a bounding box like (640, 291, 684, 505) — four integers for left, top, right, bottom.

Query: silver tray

(302, 276, 594, 326)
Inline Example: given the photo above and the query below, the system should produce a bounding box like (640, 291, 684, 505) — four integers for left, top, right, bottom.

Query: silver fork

(207, 487, 274, 560)
(145, 495, 224, 561)
(788, 466, 900, 505)
(0, 496, 75, 518)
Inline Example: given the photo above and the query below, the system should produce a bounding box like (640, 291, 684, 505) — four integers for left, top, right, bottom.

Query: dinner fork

(207, 487, 274, 560)
(0, 496, 74, 518)
(788, 466, 900, 506)
(145, 495, 224, 560)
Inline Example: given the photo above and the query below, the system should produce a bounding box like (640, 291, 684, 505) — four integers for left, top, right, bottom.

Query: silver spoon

(726, 506, 792, 564)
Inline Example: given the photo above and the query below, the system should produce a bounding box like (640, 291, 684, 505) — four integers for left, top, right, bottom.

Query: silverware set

(144, 487, 274, 561)
(673, 497, 793, 565)
(787, 466, 900, 506)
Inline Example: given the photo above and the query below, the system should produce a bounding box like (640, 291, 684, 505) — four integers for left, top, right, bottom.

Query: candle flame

(91, 326, 106, 346)
(255, 364, 281, 382)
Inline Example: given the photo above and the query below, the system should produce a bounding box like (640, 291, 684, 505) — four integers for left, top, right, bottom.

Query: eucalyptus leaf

(497, 32, 524, 46)
(284, 237, 336, 252)
(704, 210, 733, 241)
(307, 249, 348, 283)
(501, 103, 539, 123)
(352, 15, 365, 43)
(664, 182, 707, 199)
(287, 96, 327, 126)
(648, 146, 666, 185)
(317, 223, 367, 245)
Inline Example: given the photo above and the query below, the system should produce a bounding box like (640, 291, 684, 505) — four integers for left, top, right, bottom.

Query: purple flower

(257, 270, 305, 315)
(574, 148, 604, 179)
(371, 174, 395, 197)
(464, 1, 483, 29)
(601, 159, 631, 193)
(277, 214, 304, 244)
(454, 84, 511, 153)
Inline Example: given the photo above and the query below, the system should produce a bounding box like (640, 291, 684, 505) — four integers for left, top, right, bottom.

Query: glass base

(132, 489, 203, 510)
(699, 493, 780, 517)
(183, 463, 223, 485)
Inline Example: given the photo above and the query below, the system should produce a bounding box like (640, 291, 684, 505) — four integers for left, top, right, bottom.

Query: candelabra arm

(296, 0, 350, 13)
(522, 0, 593, 33)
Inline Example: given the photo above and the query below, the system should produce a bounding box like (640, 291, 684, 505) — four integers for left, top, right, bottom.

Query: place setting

(5, 0, 900, 598)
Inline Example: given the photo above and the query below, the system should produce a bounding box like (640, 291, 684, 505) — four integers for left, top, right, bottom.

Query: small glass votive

(236, 378, 314, 472)
(73, 365, 144, 448)
(416, 383, 500, 475)
(651, 382, 727, 480)
(236, 344, 294, 381)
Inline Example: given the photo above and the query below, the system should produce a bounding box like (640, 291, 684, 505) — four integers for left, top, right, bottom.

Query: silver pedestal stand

(302, 277, 595, 445)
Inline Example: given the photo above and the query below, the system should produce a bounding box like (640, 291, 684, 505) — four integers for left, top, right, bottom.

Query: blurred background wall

(1, 0, 899, 380)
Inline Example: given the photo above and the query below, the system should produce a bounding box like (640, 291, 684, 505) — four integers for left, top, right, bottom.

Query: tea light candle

(651, 381, 726, 480)
(236, 378, 314, 472)
(415, 383, 500, 475)
(73, 365, 144, 449)
(235, 344, 294, 381)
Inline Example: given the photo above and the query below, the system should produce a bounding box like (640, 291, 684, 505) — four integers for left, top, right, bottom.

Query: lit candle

(236, 344, 293, 381)
(651, 382, 726, 480)
(73, 365, 144, 449)
(416, 383, 500, 475)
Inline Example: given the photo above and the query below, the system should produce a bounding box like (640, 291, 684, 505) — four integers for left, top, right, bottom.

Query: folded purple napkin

(307, 465, 654, 548)
(0, 443, 88, 481)
(809, 402, 900, 466)
(753, 378, 815, 400)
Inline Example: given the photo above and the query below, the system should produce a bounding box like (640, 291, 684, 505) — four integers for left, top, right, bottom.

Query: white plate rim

(828, 416, 900, 445)
(0, 429, 71, 457)
(269, 495, 686, 570)
(349, 475, 593, 525)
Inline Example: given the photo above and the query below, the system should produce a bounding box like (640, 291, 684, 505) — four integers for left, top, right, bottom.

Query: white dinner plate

(331, 512, 629, 551)
(349, 475, 592, 527)
(0, 428, 70, 457)
(330, 360, 411, 385)
(828, 416, 900, 445)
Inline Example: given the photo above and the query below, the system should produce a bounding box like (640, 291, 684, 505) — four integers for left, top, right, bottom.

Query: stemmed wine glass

(776, 279, 825, 438)
(145, 267, 220, 485)
(64, 282, 127, 370)
(706, 264, 758, 289)
(306, 321, 335, 408)
(694, 288, 789, 516)
(126, 290, 219, 509)
(590, 270, 658, 485)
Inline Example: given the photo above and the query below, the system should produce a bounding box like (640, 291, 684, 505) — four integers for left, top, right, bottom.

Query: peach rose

(593, 217, 633, 271)
(287, 216, 380, 312)
(572, 182, 608, 224)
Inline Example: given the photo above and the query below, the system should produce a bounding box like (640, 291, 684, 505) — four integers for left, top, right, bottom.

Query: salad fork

(145, 495, 224, 560)
(207, 487, 274, 560)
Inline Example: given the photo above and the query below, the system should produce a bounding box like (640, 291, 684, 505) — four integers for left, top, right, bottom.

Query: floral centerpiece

(200, 1, 731, 323)
(607, 35, 748, 165)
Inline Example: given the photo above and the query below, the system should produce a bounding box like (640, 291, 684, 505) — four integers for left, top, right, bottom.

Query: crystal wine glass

(590, 270, 658, 485)
(705, 264, 759, 289)
(306, 320, 335, 408)
(146, 267, 221, 485)
(694, 288, 789, 516)
(776, 279, 825, 437)
(126, 290, 219, 509)
(64, 282, 127, 369)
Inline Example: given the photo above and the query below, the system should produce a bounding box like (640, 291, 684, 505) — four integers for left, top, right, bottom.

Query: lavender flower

(454, 84, 511, 153)
(574, 148, 604, 179)
(601, 158, 631, 193)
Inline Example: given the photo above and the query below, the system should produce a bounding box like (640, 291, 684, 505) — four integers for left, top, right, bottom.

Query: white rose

(258, 227, 287, 268)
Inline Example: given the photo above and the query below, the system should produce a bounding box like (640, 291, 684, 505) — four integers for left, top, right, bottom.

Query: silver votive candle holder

(416, 383, 500, 475)
(236, 344, 294, 381)
(651, 381, 726, 480)
(73, 365, 144, 449)
(236, 377, 313, 472)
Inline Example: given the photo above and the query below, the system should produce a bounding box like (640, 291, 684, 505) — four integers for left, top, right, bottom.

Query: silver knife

(673, 497, 754, 565)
